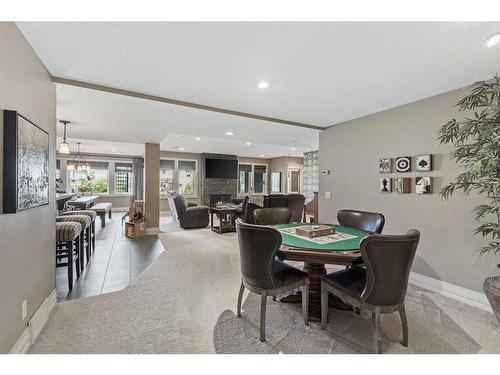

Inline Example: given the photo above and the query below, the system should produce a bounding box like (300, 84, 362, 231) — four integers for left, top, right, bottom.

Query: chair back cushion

(337, 209, 385, 234)
(173, 193, 188, 216)
(241, 197, 260, 224)
(253, 207, 291, 225)
(235, 219, 282, 289)
(360, 229, 420, 306)
(286, 194, 305, 222)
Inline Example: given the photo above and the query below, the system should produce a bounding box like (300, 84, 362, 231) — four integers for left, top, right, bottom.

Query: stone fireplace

(209, 193, 232, 207)
(201, 153, 238, 206)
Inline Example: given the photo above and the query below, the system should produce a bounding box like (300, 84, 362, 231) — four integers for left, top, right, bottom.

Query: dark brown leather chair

(235, 219, 309, 341)
(286, 194, 305, 222)
(320, 229, 420, 353)
(337, 209, 385, 234)
(240, 196, 261, 224)
(253, 207, 292, 225)
(167, 193, 209, 229)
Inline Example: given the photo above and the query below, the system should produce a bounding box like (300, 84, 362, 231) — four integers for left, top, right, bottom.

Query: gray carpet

(30, 227, 500, 354)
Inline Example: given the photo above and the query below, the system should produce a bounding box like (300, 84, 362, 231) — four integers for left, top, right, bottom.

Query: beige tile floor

(56, 211, 168, 301)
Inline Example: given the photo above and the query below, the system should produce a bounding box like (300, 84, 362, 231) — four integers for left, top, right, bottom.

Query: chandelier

(67, 142, 90, 172)
(58, 120, 70, 154)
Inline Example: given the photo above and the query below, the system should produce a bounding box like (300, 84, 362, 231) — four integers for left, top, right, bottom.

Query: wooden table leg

(280, 262, 353, 321)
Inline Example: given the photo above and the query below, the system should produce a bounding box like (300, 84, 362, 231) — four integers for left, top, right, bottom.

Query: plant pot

(483, 272, 500, 324)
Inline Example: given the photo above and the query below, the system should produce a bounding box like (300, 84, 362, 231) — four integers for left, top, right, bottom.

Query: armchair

(167, 193, 209, 229)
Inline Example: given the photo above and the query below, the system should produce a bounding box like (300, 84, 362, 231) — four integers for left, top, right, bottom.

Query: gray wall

(0, 23, 56, 353)
(319, 85, 497, 293)
(144, 143, 160, 229)
(269, 156, 304, 193)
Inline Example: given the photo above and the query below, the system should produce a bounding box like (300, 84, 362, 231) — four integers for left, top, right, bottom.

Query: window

(271, 172, 282, 193)
(160, 159, 198, 197)
(254, 165, 267, 193)
(69, 161, 109, 193)
(238, 163, 268, 195)
(115, 163, 133, 194)
(56, 160, 62, 190)
(239, 164, 252, 195)
(178, 160, 196, 197)
(160, 159, 175, 195)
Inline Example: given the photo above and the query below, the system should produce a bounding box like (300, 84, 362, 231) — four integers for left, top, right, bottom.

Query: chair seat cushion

(57, 215, 91, 229)
(56, 221, 82, 242)
(321, 266, 366, 300)
(62, 210, 97, 220)
(273, 260, 307, 287)
(92, 203, 112, 212)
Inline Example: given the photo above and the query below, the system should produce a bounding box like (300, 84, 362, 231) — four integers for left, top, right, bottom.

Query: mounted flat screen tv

(205, 158, 238, 179)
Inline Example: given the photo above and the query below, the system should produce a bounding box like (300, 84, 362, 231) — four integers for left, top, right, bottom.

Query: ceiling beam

(52, 76, 324, 131)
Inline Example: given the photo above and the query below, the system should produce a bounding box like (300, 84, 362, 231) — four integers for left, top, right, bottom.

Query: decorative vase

(483, 266, 500, 324)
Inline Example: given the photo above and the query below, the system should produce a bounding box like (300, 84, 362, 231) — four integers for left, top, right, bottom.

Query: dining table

(273, 222, 370, 321)
(66, 195, 99, 210)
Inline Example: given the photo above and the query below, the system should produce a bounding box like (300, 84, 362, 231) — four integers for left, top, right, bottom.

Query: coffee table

(210, 205, 239, 234)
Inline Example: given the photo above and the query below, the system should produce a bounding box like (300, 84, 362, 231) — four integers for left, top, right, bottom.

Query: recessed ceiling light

(111, 149, 118, 152)
(260, 154, 266, 157)
(291, 147, 296, 151)
(258, 81, 270, 89)
(226, 131, 234, 136)
(245, 142, 251, 146)
(195, 137, 201, 141)
(486, 32, 500, 48)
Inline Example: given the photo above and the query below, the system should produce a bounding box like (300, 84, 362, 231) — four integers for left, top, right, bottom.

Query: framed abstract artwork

(395, 177, 411, 194)
(396, 156, 411, 172)
(379, 158, 392, 173)
(379, 177, 392, 193)
(416, 154, 432, 171)
(3, 110, 49, 213)
(416, 176, 432, 194)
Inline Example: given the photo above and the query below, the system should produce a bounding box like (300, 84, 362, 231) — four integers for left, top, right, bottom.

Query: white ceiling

(54, 84, 316, 157)
(16, 22, 500, 156)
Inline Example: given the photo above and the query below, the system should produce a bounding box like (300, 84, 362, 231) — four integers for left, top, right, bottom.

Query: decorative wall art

(395, 177, 411, 194)
(379, 177, 392, 193)
(396, 156, 411, 172)
(379, 158, 392, 173)
(3, 110, 49, 213)
(415, 177, 432, 194)
(416, 154, 432, 171)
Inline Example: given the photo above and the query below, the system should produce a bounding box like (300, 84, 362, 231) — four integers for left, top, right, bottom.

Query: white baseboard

(9, 289, 57, 354)
(145, 227, 160, 235)
(409, 272, 492, 313)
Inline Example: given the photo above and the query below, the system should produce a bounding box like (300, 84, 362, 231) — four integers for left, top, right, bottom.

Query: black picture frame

(3, 110, 49, 213)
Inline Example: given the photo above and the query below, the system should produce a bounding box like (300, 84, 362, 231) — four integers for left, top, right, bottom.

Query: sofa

(167, 193, 209, 229)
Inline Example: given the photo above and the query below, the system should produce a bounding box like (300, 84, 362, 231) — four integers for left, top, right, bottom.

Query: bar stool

(61, 210, 97, 255)
(57, 215, 91, 273)
(56, 221, 82, 292)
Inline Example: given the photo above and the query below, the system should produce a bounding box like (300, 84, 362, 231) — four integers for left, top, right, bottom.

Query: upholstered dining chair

(320, 229, 420, 354)
(337, 209, 385, 234)
(235, 219, 309, 342)
(253, 207, 292, 225)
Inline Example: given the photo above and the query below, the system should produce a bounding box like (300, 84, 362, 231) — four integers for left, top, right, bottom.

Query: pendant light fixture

(58, 120, 71, 154)
(68, 142, 90, 172)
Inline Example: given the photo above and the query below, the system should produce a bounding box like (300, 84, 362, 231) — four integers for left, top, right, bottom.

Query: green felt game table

(273, 223, 369, 252)
(273, 223, 370, 321)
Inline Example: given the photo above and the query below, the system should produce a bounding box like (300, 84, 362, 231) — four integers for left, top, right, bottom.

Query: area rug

(30, 227, 500, 354)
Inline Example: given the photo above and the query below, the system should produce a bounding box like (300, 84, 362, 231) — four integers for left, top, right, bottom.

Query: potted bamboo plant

(438, 75, 500, 323)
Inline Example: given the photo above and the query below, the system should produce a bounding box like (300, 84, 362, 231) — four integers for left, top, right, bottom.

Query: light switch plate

(325, 192, 332, 200)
